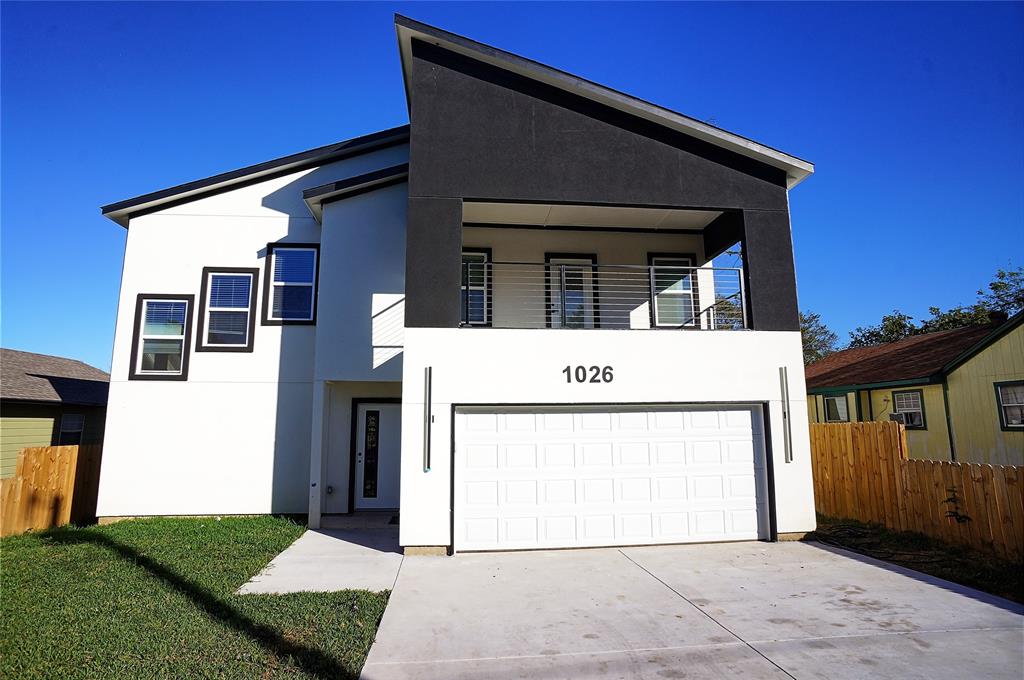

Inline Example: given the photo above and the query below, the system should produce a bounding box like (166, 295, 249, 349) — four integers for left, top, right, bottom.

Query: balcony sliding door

(546, 255, 597, 329)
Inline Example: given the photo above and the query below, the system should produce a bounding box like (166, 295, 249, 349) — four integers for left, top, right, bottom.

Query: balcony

(459, 261, 746, 330)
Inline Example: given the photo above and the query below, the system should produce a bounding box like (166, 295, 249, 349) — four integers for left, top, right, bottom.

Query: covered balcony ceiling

(462, 201, 722, 231)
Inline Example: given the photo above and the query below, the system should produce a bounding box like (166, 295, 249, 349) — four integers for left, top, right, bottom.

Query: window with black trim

(461, 249, 491, 326)
(823, 395, 849, 422)
(197, 267, 258, 352)
(893, 389, 926, 429)
(262, 243, 319, 325)
(995, 381, 1024, 430)
(129, 294, 194, 381)
(546, 253, 598, 329)
(58, 414, 85, 445)
(648, 253, 697, 328)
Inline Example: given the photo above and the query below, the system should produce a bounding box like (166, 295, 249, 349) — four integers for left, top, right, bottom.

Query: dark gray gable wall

(405, 39, 799, 331)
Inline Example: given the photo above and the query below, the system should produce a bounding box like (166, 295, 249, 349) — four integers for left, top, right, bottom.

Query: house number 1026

(562, 365, 614, 383)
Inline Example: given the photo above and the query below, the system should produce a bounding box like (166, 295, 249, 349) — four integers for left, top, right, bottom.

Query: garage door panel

(543, 443, 574, 466)
(455, 405, 769, 551)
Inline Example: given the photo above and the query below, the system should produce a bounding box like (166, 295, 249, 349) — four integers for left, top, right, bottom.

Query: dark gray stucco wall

(405, 197, 463, 328)
(741, 209, 800, 331)
(405, 39, 802, 331)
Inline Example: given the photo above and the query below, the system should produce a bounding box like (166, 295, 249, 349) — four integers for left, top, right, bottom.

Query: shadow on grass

(42, 528, 356, 680)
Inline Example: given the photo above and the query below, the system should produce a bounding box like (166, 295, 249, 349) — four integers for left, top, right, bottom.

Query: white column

(307, 380, 329, 529)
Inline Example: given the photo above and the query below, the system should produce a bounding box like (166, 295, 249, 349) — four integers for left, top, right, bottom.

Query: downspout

(867, 390, 874, 421)
(942, 375, 957, 461)
(855, 389, 863, 422)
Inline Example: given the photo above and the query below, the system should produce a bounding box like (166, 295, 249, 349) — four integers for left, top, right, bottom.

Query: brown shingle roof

(1, 349, 109, 405)
(805, 324, 998, 390)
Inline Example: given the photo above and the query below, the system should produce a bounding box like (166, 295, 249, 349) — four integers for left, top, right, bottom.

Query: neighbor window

(995, 381, 1024, 430)
(129, 295, 194, 380)
(263, 244, 318, 324)
(893, 390, 925, 429)
(58, 414, 85, 446)
(650, 255, 697, 327)
(824, 395, 849, 422)
(461, 250, 490, 326)
(198, 268, 258, 351)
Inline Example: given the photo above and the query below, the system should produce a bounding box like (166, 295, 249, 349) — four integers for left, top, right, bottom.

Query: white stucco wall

(316, 183, 408, 382)
(97, 144, 409, 517)
(398, 328, 815, 547)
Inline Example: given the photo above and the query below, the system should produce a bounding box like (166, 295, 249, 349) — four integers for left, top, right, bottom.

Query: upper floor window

(461, 250, 491, 326)
(197, 268, 258, 352)
(995, 381, 1024, 430)
(893, 390, 925, 429)
(649, 254, 697, 328)
(263, 244, 319, 325)
(58, 414, 85, 446)
(823, 395, 849, 422)
(129, 294, 194, 381)
(547, 254, 597, 329)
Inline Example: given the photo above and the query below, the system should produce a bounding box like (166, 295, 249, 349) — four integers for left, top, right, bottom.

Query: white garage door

(453, 405, 769, 551)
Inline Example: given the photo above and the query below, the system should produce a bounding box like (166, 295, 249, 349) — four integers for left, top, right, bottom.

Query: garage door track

(360, 541, 1023, 679)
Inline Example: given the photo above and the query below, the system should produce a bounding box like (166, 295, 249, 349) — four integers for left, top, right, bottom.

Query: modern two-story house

(97, 16, 816, 553)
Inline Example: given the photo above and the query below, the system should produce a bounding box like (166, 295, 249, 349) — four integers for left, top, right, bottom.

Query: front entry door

(354, 403, 401, 510)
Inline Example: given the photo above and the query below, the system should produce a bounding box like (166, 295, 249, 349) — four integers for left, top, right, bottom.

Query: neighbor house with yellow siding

(0, 349, 109, 477)
(805, 312, 1023, 465)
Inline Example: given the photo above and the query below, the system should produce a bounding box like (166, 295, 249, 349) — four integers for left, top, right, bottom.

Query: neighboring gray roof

(101, 125, 410, 227)
(1, 349, 110, 406)
(394, 15, 814, 189)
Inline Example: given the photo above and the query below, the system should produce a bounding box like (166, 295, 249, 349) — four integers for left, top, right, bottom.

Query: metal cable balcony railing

(459, 262, 747, 330)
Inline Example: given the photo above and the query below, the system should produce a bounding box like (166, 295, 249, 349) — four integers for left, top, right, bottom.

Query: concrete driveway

(361, 541, 1023, 679)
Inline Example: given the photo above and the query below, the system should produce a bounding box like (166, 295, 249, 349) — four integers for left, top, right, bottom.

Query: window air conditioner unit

(889, 413, 906, 424)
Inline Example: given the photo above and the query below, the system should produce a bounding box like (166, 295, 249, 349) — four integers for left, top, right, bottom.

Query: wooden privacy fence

(809, 422, 1024, 562)
(0, 445, 102, 537)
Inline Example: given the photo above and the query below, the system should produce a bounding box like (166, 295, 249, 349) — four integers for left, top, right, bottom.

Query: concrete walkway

(238, 525, 402, 594)
(361, 541, 1024, 679)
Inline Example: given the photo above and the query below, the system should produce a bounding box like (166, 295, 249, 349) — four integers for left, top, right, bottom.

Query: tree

(917, 304, 990, 334)
(847, 310, 917, 348)
(977, 266, 1024, 316)
(800, 311, 838, 364)
(845, 265, 1022, 349)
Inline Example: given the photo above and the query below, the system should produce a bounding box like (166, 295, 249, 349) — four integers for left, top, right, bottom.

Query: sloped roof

(394, 15, 814, 188)
(805, 324, 1000, 390)
(101, 125, 409, 227)
(1, 349, 110, 406)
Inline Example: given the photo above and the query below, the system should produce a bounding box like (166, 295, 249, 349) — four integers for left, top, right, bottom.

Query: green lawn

(0, 516, 389, 679)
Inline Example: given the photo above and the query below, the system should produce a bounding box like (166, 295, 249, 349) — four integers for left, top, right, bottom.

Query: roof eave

(101, 125, 410, 228)
(806, 375, 940, 394)
(394, 15, 814, 189)
(302, 164, 409, 223)
(941, 311, 1024, 375)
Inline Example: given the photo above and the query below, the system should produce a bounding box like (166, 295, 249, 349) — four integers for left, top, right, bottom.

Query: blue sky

(2, 2, 1022, 371)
